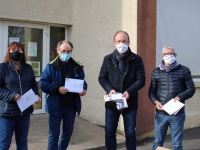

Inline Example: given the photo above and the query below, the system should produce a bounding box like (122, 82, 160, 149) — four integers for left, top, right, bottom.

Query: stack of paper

(162, 99, 185, 115)
(104, 93, 128, 110)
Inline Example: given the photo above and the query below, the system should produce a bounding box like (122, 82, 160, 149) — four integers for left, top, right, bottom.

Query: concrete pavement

(10, 114, 200, 150)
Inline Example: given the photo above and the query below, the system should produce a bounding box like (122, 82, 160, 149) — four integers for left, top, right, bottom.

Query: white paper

(28, 42, 37, 57)
(65, 78, 84, 93)
(17, 89, 38, 112)
(104, 93, 128, 110)
(104, 93, 123, 101)
(9, 37, 19, 44)
(162, 99, 185, 115)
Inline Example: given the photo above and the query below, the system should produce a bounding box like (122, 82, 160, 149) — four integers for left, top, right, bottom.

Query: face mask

(163, 55, 176, 64)
(9, 51, 23, 61)
(60, 53, 71, 61)
(116, 43, 128, 53)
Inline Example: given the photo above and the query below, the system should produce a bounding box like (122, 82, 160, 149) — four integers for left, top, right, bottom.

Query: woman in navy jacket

(0, 42, 41, 150)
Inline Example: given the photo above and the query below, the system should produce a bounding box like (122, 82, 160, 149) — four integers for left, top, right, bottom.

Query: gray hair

(162, 45, 176, 53)
(57, 40, 73, 51)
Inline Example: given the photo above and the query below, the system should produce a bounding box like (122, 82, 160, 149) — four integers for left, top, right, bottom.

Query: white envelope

(65, 78, 84, 93)
(17, 89, 37, 112)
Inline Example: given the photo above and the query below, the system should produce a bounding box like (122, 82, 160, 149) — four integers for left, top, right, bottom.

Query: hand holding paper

(162, 98, 185, 115)
(65, 78, 84, 93)
(17, 89, 38, 112)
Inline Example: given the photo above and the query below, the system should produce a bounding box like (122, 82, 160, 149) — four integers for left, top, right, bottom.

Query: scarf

(158, 60, 179, 72)
(115, 49, 130, 73)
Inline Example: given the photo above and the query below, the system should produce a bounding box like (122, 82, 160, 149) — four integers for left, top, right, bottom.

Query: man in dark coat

(148, 45, 195, 150)
(98, 31, 146, 150)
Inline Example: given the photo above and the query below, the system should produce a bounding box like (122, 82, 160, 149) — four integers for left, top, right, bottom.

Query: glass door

(3, 21, 47, 114)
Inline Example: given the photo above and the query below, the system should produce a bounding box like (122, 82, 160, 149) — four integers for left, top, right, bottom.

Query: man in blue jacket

(40, 40, 87, 150)
(98, 31, 146, 150)
(149, 45, 195, 150)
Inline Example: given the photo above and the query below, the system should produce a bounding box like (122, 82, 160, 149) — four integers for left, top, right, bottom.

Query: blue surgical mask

(60, 53, 71, 61)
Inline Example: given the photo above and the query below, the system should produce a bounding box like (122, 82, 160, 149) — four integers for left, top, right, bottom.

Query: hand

(122, 91, 129, 100)
(59, 86, 68, 95)
(35, 95, 41, 104)
(155, 100, 163, 110)
(79, 90, 87, 96)
(14, 94, 21, 101)
(109, 90, 116, 94)
(174, 96, 180, 102)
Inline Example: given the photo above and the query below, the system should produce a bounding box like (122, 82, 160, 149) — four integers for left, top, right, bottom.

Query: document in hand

(65, 78, 84, 93)
(17, 89, 38, 112)
(162, 99, 185, 115)
(104, 93, 128, 110)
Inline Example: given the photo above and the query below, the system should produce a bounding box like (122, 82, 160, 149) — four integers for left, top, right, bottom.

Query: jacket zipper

(15, 68, 23, 115)
(167, 73, 169, 102)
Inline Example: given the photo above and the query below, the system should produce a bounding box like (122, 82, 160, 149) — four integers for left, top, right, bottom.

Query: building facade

(0, 0, 199, 139)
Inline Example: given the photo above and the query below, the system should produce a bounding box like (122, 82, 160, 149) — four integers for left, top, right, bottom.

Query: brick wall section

(136, 0, 156, 134)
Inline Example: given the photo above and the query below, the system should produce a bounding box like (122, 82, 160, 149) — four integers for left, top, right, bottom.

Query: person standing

(98, 31, 146, 150)
(0, 42, 41, 150)
(148, 45, 195, 150)
(40, 40, 87, 150)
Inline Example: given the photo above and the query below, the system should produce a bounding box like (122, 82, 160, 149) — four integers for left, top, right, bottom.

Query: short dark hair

(57, 40, 73, 51)
(113, 30, 130, 41)
(4, 42, 26, 64)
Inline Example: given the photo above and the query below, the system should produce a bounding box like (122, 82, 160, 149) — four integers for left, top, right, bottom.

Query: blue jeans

(105, 108, 137, 150)
(48, 106, 76, 150)
(153, 112, 186, 150)
(0, 114, 30, 150)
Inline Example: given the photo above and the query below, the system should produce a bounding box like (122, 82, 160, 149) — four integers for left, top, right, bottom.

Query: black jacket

(0, 62, 39, 117)
(98, 49, 146, 111)
(148, 64, 195, 114)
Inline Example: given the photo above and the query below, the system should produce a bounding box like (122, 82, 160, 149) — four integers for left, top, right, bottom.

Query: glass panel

(8, 26, 43, 77)
(50, 26, 65, 61)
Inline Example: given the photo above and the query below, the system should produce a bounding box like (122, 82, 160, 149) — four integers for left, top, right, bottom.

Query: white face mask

(116, 43, 128, 53)
(163, 55, 176, 64)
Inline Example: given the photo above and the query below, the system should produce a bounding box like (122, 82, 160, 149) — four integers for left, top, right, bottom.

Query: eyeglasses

(114, 40, 129, 43)
(163, 53, 176, 56)
(59, 50, 72, 54)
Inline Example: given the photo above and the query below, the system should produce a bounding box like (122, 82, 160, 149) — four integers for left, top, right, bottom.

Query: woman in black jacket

(0, 42, 41, 150)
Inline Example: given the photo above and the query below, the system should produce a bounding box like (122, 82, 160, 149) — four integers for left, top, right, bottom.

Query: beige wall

(70, 0, 138, 126)
(0, 0, 72, 24)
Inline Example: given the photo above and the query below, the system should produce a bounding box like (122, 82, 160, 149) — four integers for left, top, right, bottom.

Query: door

(3, 21, 47, 114)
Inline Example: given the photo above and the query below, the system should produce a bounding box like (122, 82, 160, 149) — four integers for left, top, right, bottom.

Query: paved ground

(9, 114, 200, 150)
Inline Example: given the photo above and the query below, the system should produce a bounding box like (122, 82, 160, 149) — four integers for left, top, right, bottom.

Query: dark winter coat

(98, 49, 146, 111)
(0, 62, 39, 117)
(148, 64, 195, 114)
(39, 56, 87, 115)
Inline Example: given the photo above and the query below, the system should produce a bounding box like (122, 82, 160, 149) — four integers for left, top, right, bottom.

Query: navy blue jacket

(40, 56, 87, 115)
(148, 64, 196, 114)
(98, 49, 146, 111)
(0, 62, 39, 116)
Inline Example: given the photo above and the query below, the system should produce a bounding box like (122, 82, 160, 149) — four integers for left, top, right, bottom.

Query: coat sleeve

(28, 65, 40, 96)
(39, 64, 60, 95)
(77, 68, 88, 90)
(0, 64, 16, 102)
(98, 56, 114, 94)
(177, 67, 196, 101)
(126, 56, 146, 97)
(148, 69, 159, 104)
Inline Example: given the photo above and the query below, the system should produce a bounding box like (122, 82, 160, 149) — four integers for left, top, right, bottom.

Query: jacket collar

(50, 56, 83, 73)
(110, 48, 135, 64)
